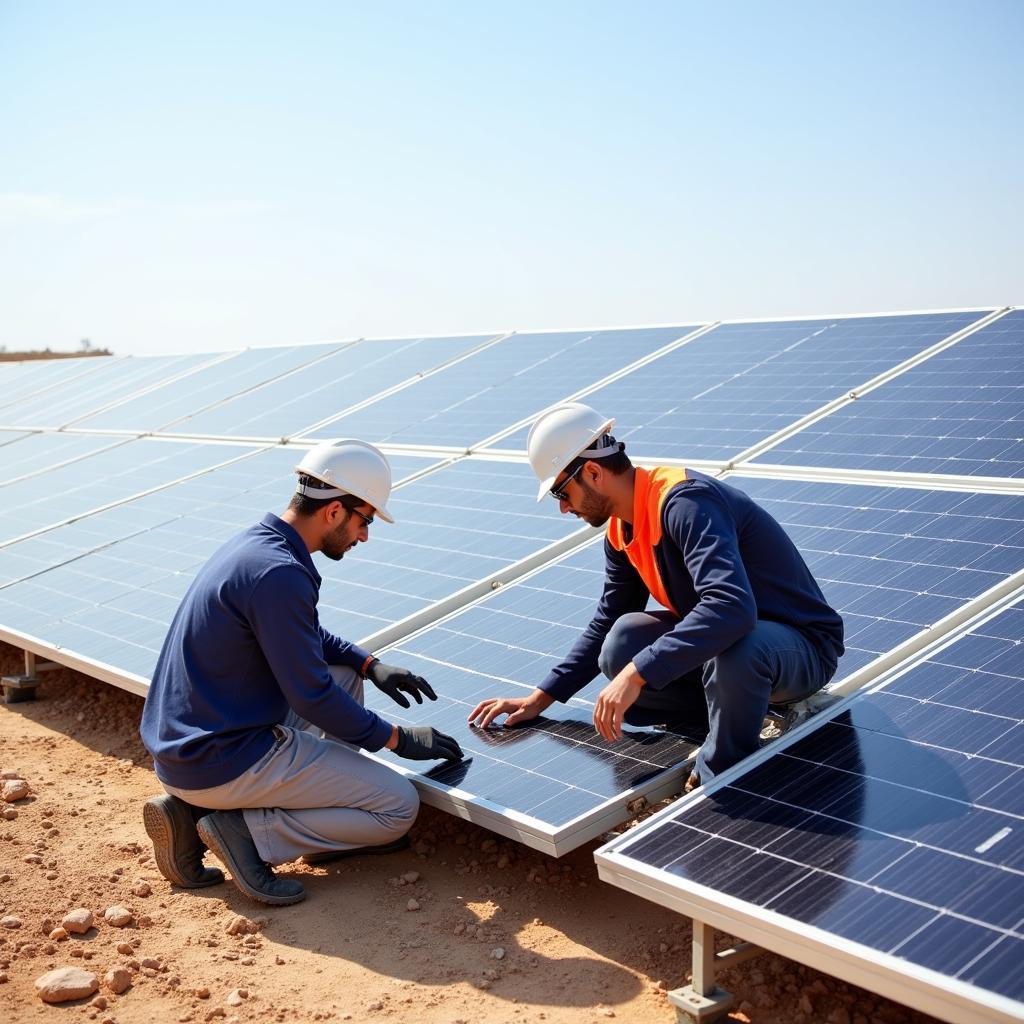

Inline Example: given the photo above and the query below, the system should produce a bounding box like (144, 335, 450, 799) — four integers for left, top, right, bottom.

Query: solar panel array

(1, 305, 1022, 1015)
(597, 595, 1024, 1021)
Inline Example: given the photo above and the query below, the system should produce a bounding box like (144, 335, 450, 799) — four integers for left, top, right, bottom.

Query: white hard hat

(527, 403, 617, 501)
(294, 439, 395, 524)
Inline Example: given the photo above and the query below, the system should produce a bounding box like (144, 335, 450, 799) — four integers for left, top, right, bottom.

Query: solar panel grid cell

(753, 309, 1024, 478)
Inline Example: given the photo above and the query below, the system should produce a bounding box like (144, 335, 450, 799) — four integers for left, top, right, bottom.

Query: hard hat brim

(533, 416, 615, 502)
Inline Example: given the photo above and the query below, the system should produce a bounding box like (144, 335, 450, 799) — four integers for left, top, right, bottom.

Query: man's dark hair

(288, 476, 367, 517)
(566, 447, 633, 479)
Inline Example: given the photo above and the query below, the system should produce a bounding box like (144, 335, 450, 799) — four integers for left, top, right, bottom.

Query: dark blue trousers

(598, 611, 836, 783)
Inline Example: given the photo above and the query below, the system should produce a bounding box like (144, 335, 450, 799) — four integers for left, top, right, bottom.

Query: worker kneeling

(140, 440, 462, 906)
(468, 404, 844, 790)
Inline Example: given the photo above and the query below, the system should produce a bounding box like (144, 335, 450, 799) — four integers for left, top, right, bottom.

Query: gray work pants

(162, 667, 419, 865)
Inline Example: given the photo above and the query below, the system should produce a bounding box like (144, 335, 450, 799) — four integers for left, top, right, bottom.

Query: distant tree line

(0, 338, 113, 362)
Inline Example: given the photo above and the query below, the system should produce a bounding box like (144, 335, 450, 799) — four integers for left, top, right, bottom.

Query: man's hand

(394, 726, 463, 762)
(593, 663, 645, 742)
(468, 689, 554, 729)
(366, 660, 437, 709)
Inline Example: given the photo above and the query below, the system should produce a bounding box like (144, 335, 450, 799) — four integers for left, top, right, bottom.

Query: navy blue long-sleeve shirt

(539, 469, 844, 701)
(141, 513, 392, 789)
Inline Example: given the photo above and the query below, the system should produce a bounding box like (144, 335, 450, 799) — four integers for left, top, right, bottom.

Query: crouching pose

(141, 440, 462, 905)
(469, 404, 843, 789)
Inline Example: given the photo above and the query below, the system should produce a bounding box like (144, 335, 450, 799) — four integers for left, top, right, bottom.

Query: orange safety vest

(606, 466, 688, 616)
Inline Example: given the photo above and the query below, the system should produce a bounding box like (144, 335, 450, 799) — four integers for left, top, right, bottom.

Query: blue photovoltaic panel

(0, 432, 128, 485)
(365, 540, 701, 833)
(0, 457, 580, 679)
(0, 352, 218, 428)
(0, 357, 112, 411)
(0, 447, 437, 589)
(0, 438, 255, 544)
(752, 309, 1024, 478)
(728, 475, 1024, 682)
(490, 312, 988, 460)
(165, 335, 497, 439)
(75, 343, 347, 432)
(317, 326, 697, 448)
(603, 599, 1024, 1013)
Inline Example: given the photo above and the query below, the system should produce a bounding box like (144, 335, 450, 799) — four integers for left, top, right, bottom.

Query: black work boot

(197, 810, 305, 906)
(143, 794, 225, 888)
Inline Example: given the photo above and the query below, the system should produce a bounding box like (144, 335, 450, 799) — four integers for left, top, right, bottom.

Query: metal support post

(2, 648, 45, 703)
(667, 918, 762, 1022)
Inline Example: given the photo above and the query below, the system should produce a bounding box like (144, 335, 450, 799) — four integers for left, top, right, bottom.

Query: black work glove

(366, 660, 437, 709)
(395, 726, 464, 762)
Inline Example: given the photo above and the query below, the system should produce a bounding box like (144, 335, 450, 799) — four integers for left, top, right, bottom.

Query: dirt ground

(0, 645, 940, 1024)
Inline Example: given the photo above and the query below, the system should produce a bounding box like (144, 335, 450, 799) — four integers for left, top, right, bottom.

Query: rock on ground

(104, 906, 133, 927)
(34, 967, 99, 1003)
(61, 908, 94, 934)
(104, 967, 132, 995)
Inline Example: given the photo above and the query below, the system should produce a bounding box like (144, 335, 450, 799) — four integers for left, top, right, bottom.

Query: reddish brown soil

(0, 645, 939, 1024)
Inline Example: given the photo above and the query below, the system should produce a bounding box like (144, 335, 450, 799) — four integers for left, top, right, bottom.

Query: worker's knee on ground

(598, 613, 652, 679)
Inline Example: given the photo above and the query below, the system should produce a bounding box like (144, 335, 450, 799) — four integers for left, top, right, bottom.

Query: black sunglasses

(349, 507, 374, 529)
(549, 462, 584, 502)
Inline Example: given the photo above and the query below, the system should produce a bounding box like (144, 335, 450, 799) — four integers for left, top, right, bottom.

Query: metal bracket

(667, 919, 761, 1022)
(1, 650, 57, 703)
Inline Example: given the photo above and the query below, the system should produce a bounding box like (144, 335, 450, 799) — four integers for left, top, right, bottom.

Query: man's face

(556, 467, 613, 528)
(320, 503, 374, 561)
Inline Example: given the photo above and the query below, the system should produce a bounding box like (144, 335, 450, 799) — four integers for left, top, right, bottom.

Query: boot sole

(143, 798, 224, 889)
(197, 816, 306, 907)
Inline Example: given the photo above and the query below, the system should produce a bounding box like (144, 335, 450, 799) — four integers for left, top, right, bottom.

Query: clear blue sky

(1, 1, 1021, 355)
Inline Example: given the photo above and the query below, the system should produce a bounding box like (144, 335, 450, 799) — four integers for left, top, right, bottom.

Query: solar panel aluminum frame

(594, 584, 1024, 1024)
(365, 742, 695, 858)
(731, 306, 1015, 473)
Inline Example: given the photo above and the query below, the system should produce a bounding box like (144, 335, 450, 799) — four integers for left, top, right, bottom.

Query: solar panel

(364, 539, 701, 853)
(0, 447, 438, 589)
(0, 432, 129, 486)
(0, 437, 260, 545)
(0, 356, 114, 411)
(0, 352, 219, 429)
(0, 456, 585, 681)
(315, 326, 698, 448)
(751, 309, 1024, 478)
(488, 312, 988, 460)
(163, 334, 498, 439)
(73, 342, 348, 432)
(727, 475, 1024, 683)
(596, 596, 1024, 1023)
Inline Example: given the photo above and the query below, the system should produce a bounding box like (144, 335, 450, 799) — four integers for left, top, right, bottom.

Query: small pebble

(196, 986, 210, 998)
(61, 908, 94, 935)
(117, 942, 133, 955)
(132, 880, 152, 898)
(49, 927, 68, 941)
(1, 916, 22, 929)
(401, 871, 420, 884)
(104, 906, 133, 928)
(90, 995, 108, 1010)
(226, 988, 247, 1006)
(491, 947, 505, 960)
(1, 809, 17, 821)
(1, 779, 29, 802)
(406, 898, 420, 912)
